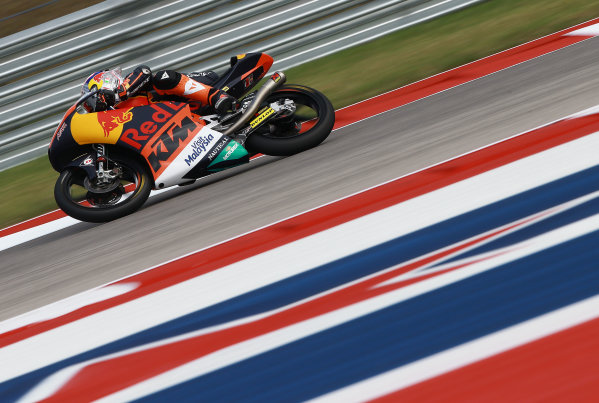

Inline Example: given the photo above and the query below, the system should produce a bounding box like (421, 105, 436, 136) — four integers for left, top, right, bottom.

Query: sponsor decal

(81, 156, 94, 166)
(207, 140, 248, 171)
(161, 71, 169, 79)
(134, 76, 151, 94)
(184, 79, 205, 95)
(184, 134, 215, 166)
(271, 72, 282, 83)
(141, 105, 204, 176)
(124, 72, 151, 96)
(207, 138, 229, 161)
(96, 108, 134, 137)
(56, 122, 67, 141)
(120, 103, 186, 150)
(223, 142, 239, 161)
(249, 107, 275, 129)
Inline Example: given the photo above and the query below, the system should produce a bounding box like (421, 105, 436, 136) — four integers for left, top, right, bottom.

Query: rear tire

(244, 85, 335, 156)
(54, 155, 152, 223)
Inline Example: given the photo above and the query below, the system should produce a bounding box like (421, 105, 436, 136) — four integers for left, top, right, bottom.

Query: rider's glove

(213, 91, 237, 114)
(98, 89, 117, 107)
(94, 89, 117, 111)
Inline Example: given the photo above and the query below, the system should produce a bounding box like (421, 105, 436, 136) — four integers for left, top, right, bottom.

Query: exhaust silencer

(223, 71, 286, 137)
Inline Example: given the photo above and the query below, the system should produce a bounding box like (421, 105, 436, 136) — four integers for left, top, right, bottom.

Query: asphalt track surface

(2, 36, 599, 322)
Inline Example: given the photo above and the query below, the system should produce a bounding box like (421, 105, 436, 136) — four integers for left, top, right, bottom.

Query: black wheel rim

(64, 162, 142, 209)
(263, 91, 322, 139)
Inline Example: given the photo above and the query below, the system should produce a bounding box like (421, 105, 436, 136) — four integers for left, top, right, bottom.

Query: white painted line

(1, 186, 172, 253)
(565, 104, 599, 119)
(564, 22, 599, 37)
(0, 215, 79, 252)
(0, 283, 139, 335)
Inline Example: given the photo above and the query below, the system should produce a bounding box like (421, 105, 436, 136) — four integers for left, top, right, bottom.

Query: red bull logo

(97, 108, 134, 137)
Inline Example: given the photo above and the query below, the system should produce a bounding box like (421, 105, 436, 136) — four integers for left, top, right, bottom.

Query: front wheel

(54, 154, 152, 223)
(244, 84, 335, 156)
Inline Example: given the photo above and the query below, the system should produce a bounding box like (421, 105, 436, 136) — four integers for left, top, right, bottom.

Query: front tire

(244, 85, 335, 156)
(54, 155, 152, 223)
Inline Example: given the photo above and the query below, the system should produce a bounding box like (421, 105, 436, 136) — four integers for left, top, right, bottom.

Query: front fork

(93, 144, 121, 186)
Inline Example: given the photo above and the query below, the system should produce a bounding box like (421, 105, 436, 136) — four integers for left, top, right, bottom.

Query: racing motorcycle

(48, 53, 335, 222)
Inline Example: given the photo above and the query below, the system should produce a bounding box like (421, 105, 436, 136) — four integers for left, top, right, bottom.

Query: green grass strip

(3, 0, 599, 228)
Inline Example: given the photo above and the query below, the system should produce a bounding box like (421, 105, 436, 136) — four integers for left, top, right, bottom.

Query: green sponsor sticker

(207, 140, 248, 171)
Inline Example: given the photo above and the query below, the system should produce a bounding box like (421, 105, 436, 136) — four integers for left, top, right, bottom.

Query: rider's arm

(116, 65, 152, 101)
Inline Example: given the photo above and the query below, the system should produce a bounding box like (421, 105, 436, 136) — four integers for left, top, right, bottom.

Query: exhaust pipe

(223, 71, 286, 137)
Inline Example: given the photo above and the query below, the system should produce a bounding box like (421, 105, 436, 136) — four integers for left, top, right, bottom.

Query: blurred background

(2, 0, 104, 37)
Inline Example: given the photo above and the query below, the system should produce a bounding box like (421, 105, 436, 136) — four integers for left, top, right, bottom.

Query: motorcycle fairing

(61, 152, 98, 181)
(110, 101, 249, 187)
(64, 102, 202, 179)
(205, 139, 249, 172)
(70, 107, 135, 145)
(49, 99, 250, 189)
(133, 103, 203, 180)
(48, 104, 94, 172)
(214, 53, 274, 98)
(154, 128, 248, 188)
(68, 101, 190, 148)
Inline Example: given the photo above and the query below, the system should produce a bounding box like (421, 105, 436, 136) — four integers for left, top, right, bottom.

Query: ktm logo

(97, 109, 134, 137)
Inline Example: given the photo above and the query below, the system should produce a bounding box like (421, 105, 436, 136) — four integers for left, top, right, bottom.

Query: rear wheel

(244, 85, 335, 156)
(54, 154, 152, 223)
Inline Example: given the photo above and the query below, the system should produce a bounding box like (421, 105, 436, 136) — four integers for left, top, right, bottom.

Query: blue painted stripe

(139, 229, 599, 402)
(1, 165, 598, 400)
(435, 165, 599, 265)
(440, 194, 599, 265)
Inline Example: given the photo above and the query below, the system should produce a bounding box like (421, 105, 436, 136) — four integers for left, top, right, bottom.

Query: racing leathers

(108, 65, 236, 113)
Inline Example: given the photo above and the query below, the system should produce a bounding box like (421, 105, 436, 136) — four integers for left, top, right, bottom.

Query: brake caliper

(85, 144, 122, 192)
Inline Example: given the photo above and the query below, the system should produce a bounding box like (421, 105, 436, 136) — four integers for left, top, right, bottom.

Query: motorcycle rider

(81, 65, 236, 113)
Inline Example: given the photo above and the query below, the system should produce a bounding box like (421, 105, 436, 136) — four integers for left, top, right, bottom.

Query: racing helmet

(81, 68, 123, 112)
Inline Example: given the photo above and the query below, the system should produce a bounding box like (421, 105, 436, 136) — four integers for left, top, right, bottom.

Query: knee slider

(153, 70, 181, 90)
